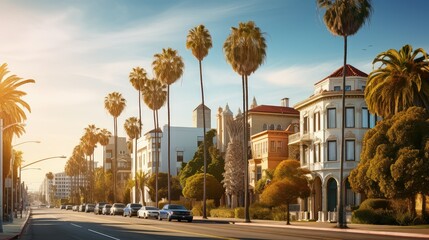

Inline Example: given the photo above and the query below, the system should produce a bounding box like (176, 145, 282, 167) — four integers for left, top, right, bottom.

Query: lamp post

(0, 120, 25, 232)
(10, 141, 41, 221)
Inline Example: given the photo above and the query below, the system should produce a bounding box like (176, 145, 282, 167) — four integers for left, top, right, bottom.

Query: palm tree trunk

(337, 35, 347, 228)
(167, 85, 171, 204)
(114, 117, 118, 203)
(134, 137, 138, 203)
(244, 74, 250, 223)
(138, 89, 142, 137)
(153, 105, 159, 205)
(199, 59, 208, 219)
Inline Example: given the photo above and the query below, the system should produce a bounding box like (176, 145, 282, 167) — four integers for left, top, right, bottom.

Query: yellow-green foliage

(210, 208, 235, 218)
(191, 200, 216, 216)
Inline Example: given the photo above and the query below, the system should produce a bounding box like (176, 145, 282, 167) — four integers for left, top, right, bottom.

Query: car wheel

(187, 219, 193, 223)
(168, 216, 172, 222)
(178, 219, 181, 222)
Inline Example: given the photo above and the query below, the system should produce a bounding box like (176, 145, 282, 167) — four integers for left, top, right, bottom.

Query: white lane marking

(88, 229, 121, 240)
(71, 223, 82, 228)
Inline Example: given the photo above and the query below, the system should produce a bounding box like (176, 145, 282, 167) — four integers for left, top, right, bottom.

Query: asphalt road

(20, 208, 421, 240)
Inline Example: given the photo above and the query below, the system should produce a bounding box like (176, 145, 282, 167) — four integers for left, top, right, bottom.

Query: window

(276, 124, 282, 130)
(313, 143, 320, 163)
(262, 123, 268, 131)
(362, 85, 366, 91)
(346, 140, 355, 161)
(345, 107, 355, 128)
(256, 166, 262, 181)
(269, 124, 275, 130)
(277, 141, 282, 152)
(303, 145, 308, 164)
(176, 151, 184, 163)
(313, 112, 320, 132)
(334, 86, 341, 91)
(345, 85, 351, 91)
(328, 140, 337, 161)
(303, 116, 308, 133)
(362, 107, 377, 128)
(270, 141, 275, 152)
(327, 108, 336, 128)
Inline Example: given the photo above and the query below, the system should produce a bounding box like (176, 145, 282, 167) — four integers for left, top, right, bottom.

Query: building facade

(289, 64, 378, 221)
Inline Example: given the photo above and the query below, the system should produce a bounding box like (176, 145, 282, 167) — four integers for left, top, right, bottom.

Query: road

(20, 208, 421, 240)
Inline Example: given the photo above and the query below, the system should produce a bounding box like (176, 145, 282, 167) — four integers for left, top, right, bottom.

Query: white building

(132, 105, 211, 203)
(289, 64, 379, 222)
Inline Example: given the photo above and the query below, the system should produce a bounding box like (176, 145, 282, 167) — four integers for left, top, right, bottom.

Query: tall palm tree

(142, 79, 167, 204)
(152, 48, 184, 204)
(129, 67, 149, 137)
(83, 124, 99, 202)
(124, 116, 141, 203)
(223, 21, 266, 222)
(104, 92, 126, 202)
(317, 0, 372, 228)
(0, 63, 34, 178)
(186, 24, 213, 219)
(365, 45, 429, 118)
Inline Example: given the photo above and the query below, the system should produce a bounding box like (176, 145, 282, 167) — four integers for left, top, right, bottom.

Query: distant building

(289, 64, 379, 221)
(193, 104, 211, 128)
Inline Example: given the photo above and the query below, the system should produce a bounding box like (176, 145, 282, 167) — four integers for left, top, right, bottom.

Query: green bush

(210, 208, 235, 218)
(191, 200, 216, 216)
(359, 198, 391, 210)
(251, 207, 272, 220)
(234, 207, 244, 218)
(352, 209, 396, 225)
(272, 206, 287, 221)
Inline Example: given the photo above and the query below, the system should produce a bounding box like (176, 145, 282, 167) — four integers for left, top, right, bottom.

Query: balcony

(288, 132, 313, 145)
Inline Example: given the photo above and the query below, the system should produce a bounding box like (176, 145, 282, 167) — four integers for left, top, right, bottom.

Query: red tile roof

(315, 64, 368, 85)
(249, 105, 299, 115)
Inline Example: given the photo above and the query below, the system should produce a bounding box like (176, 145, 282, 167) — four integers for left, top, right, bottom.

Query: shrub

(234, 207, 244, 218)
(359, 198, 391, 210)
(272, 206, 287, 221)
(352, 208, 396, 225)
(251, 207, 272, 220)
(191, 200, 216, 216)
(210, 208, 235, 218)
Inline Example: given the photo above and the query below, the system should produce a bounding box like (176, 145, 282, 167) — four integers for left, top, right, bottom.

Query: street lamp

(0, 120, 25, 232)
(10, 141, 41, 221)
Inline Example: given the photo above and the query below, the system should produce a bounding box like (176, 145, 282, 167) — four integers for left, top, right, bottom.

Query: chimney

(281, 98, 289, 107)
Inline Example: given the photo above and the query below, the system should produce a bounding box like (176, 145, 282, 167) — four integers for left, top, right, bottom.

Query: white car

(137, 206, 159, 219)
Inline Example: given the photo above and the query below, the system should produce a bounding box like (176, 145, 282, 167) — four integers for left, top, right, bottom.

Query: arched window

(276, 124, 282, 130)
(262, 123, 268, 131)
(269, 124, 275, 130)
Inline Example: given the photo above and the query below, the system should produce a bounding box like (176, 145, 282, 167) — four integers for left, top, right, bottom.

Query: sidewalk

(194, 216, 429, 239)
(0, 210, 30, 240)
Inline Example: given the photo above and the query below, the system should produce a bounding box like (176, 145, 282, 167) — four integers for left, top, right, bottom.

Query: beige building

(193, 104, 211, 128)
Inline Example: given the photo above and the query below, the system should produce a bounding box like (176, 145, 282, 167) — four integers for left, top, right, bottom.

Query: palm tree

(129, 67, 149, 137)
(186, 24, 213, 219)
(0, 63, 34, 178)
(152, 48, 184, 204)
(135, 170, 149, 205)
(83, 124, 99, 202)
(124, 116, 141, 203)
(142, 79, 167, 204)
(365, 45, 429, 118)
(104, 92, 126, 202)
(223, 21, 267, 222)
(317, 0, 372, 228)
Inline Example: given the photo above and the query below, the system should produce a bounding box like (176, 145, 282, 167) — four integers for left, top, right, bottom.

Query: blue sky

(1, 0, 428, 190)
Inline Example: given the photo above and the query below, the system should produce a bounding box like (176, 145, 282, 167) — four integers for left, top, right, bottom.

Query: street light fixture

(0, 120, 25, 232)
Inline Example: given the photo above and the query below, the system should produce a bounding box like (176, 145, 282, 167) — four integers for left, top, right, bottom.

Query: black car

(123, 203, 142, 217)
(158, 204, 193, 222)
(94, 202, 107, 215)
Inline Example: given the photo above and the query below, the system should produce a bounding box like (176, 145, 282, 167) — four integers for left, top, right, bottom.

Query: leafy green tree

(349, 106, 429, 217)
(260, 159, 310, 225)
(148, 173, 182, 201)
(365, 45, 429, 118)
(182, 173, 223, 204)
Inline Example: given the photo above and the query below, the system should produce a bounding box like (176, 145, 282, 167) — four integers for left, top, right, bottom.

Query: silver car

(110, 203, 125, 216)
(137, 206, 159, 219)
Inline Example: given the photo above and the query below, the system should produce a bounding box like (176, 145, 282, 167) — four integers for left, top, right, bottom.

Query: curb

(7, 209, 31, 240)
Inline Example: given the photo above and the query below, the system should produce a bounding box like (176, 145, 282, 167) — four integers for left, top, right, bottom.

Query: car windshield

(146, 207, 158, 210)
(167, 205, 186, 210)
(131, 204, 142, 208)
(104, 205, 111, 208)
(115, 204, 125, 208)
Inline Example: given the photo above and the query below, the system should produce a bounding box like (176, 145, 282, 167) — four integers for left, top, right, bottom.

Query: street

(19, 208, 423, 240)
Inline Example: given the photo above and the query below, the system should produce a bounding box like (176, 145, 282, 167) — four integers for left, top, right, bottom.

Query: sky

(1, 0, 428, 192)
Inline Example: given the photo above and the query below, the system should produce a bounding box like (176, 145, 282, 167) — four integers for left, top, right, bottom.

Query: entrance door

(327, 178, 337, 212)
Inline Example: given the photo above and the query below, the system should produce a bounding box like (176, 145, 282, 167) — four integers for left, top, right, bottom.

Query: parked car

(137, 206, 159, 219)
(123, 203, 142, 217)
(94, 202, 107, 215)
(102, 204, 112, 215)
(60, 205, 66, 210)
(158, 204, 193, 222)
(110, 203, 125, 216)
(65, 205, 73, 210)
(85, 204, 95, 213)
(72, 205, 79, 211)
(78, 204, 86, 212)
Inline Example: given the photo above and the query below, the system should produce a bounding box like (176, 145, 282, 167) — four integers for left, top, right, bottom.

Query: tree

(0, 63, 34, 179)
(349, 106, 429, 217)
(365, 45, 429, 118)
(186, 24, 213, 218)
(147, 173, 182, 202)
(317, 0, 372, 228)
(129, 67, 149, 136)
(135, 171, 149, 205)
(153, 48, 184, 204)
(104, 92, 126, 202)
(223, 21, 267, 222)
(260, 159, 310, 225)
(182, 173, 223, 204)
(124, 116, 140, 203)
(82, 124, 99, 202)
(142, 79, 167, 204)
